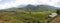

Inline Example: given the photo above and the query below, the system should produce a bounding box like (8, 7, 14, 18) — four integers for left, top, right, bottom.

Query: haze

(0, 0, 60, 9)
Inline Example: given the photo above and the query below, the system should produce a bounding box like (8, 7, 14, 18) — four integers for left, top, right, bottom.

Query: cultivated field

(0, 11, 57, 23)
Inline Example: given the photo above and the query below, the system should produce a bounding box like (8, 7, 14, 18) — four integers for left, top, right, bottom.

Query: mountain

(18, 4, 56, 12)
(1, 4, 57, 12)
(17, 5, 27, 8)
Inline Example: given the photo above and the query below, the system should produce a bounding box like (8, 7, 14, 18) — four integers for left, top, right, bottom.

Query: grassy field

(0, 11, 54, 23)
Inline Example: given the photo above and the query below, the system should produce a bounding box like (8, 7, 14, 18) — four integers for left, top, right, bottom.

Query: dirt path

(50, 16, 60, 23)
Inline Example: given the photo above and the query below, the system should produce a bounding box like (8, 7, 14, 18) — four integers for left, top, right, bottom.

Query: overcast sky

(0, 0, 60, 9)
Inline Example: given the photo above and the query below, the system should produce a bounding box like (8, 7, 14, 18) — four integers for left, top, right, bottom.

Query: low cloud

(0, 0, 60, 9)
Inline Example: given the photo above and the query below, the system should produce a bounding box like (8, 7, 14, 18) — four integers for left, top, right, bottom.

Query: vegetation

(0, 11, 54, 23)
(0, 5, 58, 23)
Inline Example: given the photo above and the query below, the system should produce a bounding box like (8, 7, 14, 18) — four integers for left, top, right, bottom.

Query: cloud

(36, 0, 60, 7)
(0, 0, 38, 9)
(0, 0, 2, 1)
(0, 0, 60, 9)
(38, 0, 57, 6)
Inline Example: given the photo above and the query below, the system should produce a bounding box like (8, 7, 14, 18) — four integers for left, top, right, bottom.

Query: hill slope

(50, 15, 60, 23)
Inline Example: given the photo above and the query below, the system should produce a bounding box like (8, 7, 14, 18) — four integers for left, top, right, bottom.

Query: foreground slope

(50, 15, 60, 23)
(0, 11, 52, 23)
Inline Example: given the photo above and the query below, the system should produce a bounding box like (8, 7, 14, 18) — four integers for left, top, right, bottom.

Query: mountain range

(1, 4, 57, 12)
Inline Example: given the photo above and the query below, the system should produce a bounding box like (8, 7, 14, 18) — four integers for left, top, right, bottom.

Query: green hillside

(0, 11, 53, 23)
(0, 5, 58, 23)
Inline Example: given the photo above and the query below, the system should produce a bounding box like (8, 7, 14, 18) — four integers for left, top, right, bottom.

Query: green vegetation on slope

(0, 11, 53, 23)
(0, 4, 58, 23)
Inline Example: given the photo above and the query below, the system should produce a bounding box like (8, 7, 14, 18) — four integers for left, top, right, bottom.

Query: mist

(0, 0, 60, 9)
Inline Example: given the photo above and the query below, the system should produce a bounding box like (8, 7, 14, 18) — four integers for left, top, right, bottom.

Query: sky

(0, 0, 60, 9)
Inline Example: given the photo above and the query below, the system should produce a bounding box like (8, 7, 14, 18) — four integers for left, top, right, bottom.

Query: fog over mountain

(0, 0, 60, 9)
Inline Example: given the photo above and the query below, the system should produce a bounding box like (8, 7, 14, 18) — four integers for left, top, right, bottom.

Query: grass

(0, 11, 54, 23)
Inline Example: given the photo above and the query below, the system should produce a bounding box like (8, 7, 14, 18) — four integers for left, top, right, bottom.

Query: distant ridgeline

(0, 5, 57, 12)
